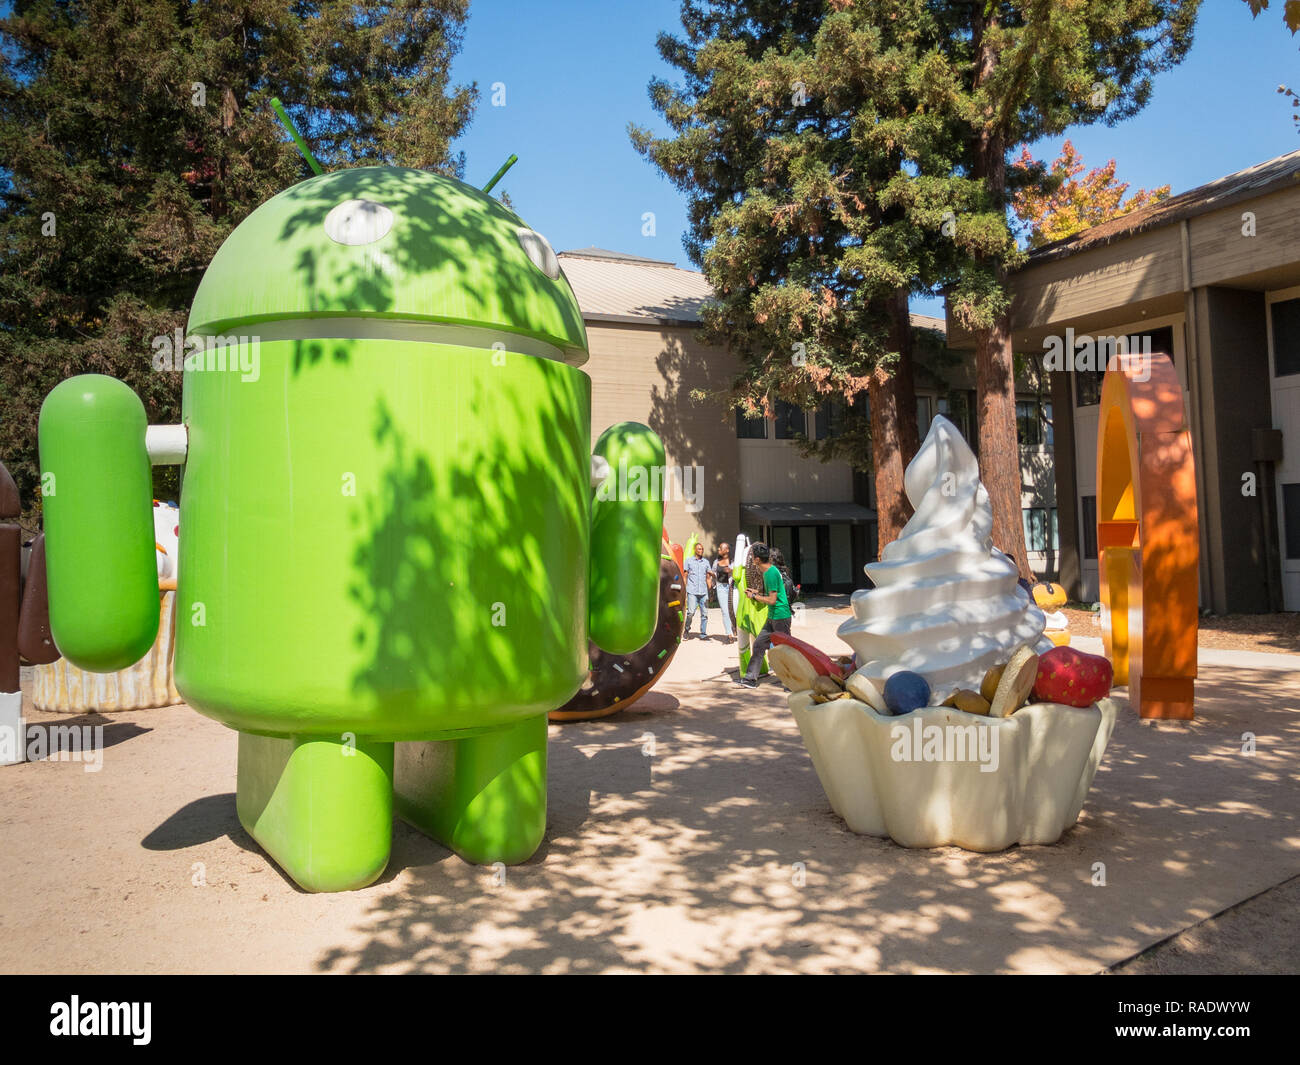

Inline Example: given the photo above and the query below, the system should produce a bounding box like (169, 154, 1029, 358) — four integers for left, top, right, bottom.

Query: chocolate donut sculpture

(550, 539, 686, 722)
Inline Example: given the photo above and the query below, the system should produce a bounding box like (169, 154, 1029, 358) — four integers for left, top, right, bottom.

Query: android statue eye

(516, 227, 561, 280)
(323, 199, 395, 246)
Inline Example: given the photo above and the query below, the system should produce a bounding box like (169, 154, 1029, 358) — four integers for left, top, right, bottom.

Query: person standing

(712, 542, 735, 643)
(683, 540, 712, 638)
(739, 543, 792, 687)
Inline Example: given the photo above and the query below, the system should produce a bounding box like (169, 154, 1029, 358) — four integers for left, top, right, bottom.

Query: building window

(1016, 400, 1042, 446)
(917, 396, 933, 435)
(1284, 484, 1300, 559)
(1076, 371, 1103, 408)
(774, 400, 804, 440)
(736, 408, 767, 440)
(1272, 299, 1300, 377)
(937, 393, 972, 439)
(1022, 507, 1045, 552)
(1021, 506, 1059, 552)
(1016, 399, 1054, 447)
(1080, 495, 1097, 560)
(814, 399, 843, 441)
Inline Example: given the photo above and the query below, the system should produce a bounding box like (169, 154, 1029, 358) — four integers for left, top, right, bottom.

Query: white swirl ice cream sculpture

(837, 416, 1052, 702)
(791, 416, 1116, 852)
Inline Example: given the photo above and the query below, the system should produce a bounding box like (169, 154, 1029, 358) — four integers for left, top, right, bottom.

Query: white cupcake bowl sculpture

(791, 693, 1117, 851)
(792, 416, 1116, 851)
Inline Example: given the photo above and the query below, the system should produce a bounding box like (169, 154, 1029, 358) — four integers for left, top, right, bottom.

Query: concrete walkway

(1, 605, 1296, 973)
(1070, 633, 1300, 671)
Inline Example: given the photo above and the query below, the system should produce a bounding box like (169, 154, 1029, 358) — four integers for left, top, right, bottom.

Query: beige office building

(561, 247, 1059, 593)
(946, 149, 1300, 614)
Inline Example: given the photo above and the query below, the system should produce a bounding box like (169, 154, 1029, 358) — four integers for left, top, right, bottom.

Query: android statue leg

(235, 732, 395, 893)
(394, 714, 547, 866)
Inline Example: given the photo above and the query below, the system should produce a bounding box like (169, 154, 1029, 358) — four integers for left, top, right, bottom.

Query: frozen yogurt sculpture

(838, 415, 1052, 702)
(790, 415, 1115, 852)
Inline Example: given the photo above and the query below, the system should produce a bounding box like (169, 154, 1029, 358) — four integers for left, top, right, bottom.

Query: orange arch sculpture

(1097, 355, 1198, 720)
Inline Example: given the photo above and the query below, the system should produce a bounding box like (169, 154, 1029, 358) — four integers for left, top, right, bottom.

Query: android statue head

(38, 163, 664, 890)
(177, 165, 606, 737)
(186, 165, 590, 364)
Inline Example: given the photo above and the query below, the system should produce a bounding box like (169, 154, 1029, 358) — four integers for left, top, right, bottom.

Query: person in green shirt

(739, 543, 792, 687)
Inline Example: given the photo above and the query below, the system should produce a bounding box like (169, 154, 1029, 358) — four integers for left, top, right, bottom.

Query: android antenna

(482, 154, 518, 194)
(270, 98, 323, 176)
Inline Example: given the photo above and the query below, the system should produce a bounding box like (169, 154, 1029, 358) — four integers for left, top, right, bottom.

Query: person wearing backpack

(770, 547, 798, 607)
(738, 543, 793, 688)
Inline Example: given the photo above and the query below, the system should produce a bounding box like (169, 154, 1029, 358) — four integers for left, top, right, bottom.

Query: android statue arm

(588, 421, 664, 654)
(37, 375, 184, 672)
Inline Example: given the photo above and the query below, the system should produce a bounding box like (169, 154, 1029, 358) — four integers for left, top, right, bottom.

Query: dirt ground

(1111, 874, 1300, 975)
(1061, 607, 1300, 655)
(1, 606, 1298, 974)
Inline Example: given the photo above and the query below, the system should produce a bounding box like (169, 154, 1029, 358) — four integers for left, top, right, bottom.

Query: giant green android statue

(38, 165, 664, 892)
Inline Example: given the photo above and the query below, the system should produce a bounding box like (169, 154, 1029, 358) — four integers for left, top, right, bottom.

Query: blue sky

(451, 0, 1300, 316)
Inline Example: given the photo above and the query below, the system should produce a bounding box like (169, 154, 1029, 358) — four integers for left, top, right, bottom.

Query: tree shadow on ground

(307, 661, 1300, 973)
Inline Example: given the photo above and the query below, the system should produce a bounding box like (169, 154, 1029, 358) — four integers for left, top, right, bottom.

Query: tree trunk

(869, 367, 910, 551)
(870, 289, 920, 552)
(968, 12, 1033, 582)
(887, 287, 920, 466)
(975, 311, 1033, 579)
(212, 87, 239, 222)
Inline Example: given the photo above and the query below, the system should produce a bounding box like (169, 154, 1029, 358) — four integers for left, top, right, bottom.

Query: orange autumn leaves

(1011, 140, 1171, 249)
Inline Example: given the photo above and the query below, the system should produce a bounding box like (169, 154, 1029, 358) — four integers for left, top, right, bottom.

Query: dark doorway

(769, 524, 863, 593)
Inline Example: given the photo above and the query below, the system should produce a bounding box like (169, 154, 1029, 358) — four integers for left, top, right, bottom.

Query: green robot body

(40, 166, 665, 891)
(177, 337, 592, 738)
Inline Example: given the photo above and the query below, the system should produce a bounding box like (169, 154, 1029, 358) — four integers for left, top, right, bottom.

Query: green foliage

(631, 1, 1198, 472)
(630, 0, 997, 469)
(931, 0, 1197, 328)
(0, 0, 475, 526)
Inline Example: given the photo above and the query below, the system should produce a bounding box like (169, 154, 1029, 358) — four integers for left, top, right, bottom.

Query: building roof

(741, 501, 875, 525)
(558, 248, 713, 325)
(562, 246, 679, 267)
(1026, 148, 1300, 265)
(560, 247, 948, 334)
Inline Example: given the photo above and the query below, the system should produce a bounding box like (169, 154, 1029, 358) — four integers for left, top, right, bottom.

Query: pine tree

(631, 0, 985, 548)
(0, 0, 475, 526)
(937, 0, 1198, 578)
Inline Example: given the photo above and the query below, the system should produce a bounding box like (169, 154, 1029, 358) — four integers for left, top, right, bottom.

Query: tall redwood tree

(940, 0, 1198, 578)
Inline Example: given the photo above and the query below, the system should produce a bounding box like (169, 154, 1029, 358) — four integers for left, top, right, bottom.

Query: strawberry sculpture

(1033, 646, 1114, 708)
